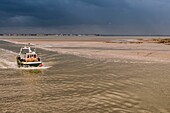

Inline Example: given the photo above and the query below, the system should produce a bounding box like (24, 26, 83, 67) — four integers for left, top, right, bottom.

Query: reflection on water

(0, 41, 170, 113)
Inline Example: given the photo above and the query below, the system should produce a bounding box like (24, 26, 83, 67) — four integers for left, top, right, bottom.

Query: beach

(0, 36, 170, 113)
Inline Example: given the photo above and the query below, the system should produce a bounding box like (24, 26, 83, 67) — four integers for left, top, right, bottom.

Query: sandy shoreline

(1, 36, 170, 63)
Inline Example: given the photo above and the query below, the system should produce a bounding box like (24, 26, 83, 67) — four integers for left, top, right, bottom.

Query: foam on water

(0, 48, 18, 69)
(18, 66, 51, 70)
(0, 60, 17, 69)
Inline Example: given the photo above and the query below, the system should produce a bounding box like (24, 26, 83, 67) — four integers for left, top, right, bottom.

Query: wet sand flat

(5, 36, 170, 63)
(0, 36, 170, 113)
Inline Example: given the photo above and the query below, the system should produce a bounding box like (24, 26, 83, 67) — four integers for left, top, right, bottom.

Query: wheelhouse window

(26, 54, 37, 58)
(33, 55, 36, 58)
(21, 49, 29, 54)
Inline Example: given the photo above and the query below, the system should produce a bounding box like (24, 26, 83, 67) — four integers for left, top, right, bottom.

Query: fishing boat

(16, 44, 43, 68)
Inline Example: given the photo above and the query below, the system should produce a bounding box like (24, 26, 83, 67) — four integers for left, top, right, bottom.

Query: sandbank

(1, 36, 170, 63)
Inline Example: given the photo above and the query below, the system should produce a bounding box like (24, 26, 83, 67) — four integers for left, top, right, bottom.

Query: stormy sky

(0, 0, 170, 35)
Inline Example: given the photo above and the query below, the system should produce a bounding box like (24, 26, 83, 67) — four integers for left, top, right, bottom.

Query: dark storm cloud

(0, 0, 170, 34)
(0, 0, 129, 26)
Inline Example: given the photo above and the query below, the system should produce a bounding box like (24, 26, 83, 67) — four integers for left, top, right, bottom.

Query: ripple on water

(0, 41, 170, 113)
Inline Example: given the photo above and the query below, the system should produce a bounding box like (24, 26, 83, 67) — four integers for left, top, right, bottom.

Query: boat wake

(0, 48, 51, 70)
(0, 49, 17, 69)
(0, 60, 17, 69)
(18, 66, 51, 70)
(0, 57, 51, 70)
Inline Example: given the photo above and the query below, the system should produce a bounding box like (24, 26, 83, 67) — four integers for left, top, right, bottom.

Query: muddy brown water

(0, 41, 170, 113)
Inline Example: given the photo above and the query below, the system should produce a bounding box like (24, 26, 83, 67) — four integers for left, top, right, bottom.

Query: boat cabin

(19, 46, 39, 62)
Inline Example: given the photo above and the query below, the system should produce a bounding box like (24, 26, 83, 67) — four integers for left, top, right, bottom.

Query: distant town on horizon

(1, 34, 170, 37)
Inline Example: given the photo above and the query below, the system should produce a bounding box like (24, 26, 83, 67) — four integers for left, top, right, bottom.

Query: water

(0, 41, 170, 113)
